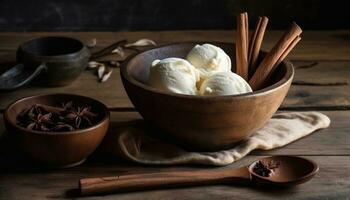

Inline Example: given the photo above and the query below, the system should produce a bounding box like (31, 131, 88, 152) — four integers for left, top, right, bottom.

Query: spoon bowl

(249, 156, 319, 187)
(79, 156, 319, 195)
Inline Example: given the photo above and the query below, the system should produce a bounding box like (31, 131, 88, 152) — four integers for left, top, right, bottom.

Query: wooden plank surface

(0, 155, 349, 200)
(0, 31, 349, 199)
(1, 111, 349, 199)
(0, 68, 131, 111)
(0, 31, 349, 61)
(102, 111, 350, 156)
(1, 111, 350, 159)
(0, 61, 349, 111)
(1, 109, 350, 199)
(282, 61, 350, 110)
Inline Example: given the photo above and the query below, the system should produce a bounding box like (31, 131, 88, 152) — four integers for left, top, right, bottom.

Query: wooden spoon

(79, 156, 318, 196)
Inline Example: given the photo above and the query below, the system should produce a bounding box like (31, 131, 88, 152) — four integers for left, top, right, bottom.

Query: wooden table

(0, 31, 349, 199)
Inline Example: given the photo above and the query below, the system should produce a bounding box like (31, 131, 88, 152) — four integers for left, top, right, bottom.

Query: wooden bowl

(120, 42, 294, 151)
(3, 93, 110, 168)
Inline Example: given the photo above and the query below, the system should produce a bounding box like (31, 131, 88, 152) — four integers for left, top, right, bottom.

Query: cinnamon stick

(244, 12, 249, 50)
(248, 17, 262, 63)
(248, 16, 269, 77)
(249, 22, 302, 90)
(236, 12, 249, 81)
(264, 36, 301, 85)
(274, 36, 301, 68)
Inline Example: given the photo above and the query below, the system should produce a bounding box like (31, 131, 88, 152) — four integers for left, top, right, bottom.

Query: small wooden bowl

(3, 93, 110, 168)
(121, 42, 294, 151)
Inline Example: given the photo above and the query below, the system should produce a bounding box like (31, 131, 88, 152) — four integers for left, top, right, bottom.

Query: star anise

(17, 101, 98, 132)
(252, 160, 280, 177)
(25, 113, 53, 131)
(62, 105, 97, 129)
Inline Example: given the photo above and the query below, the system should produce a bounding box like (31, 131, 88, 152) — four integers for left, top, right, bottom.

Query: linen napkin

(102, 112, 330, 166)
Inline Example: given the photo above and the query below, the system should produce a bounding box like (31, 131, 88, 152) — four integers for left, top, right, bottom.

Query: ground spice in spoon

(16, 101, 98, 132)
(253, 160, 280, 177)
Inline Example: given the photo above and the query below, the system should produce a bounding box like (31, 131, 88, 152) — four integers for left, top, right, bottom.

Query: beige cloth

(103, 112, 330, 166)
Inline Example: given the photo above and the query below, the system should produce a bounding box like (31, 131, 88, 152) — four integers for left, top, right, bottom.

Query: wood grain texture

(0, 61, 349, 111)
(0, 155, 348, 199)
(0, 31, 349, 111)
(0, 110, 349, 199)
(100, 111, 350, 156)
(0, 68, 131, 111)
(79, 166, 250, 195)
(3, 94, 110, 167)
(0, 31, 349, 199)
(282, 61, 350, 110)
(1, 111, 350, 157)
(0, 31, 349, 60)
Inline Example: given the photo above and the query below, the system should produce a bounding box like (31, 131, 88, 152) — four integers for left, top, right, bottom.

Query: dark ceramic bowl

(121, 42, 294, 151)
(16, 36, 91, 86)
(4, 93, 109, 168)
(0, 37, 91, 91)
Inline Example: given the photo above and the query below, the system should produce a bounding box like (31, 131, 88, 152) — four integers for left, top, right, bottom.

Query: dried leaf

(88, 61, 103, 69)
(91, 40, 127, 59)
(111, 47, 125, 57)
(98, 65, 106, 79)
(124, 39, 156, 47)
(101, 69, 113, 82)
(109, 61, 120, 67)
(86, 38, 97, 48)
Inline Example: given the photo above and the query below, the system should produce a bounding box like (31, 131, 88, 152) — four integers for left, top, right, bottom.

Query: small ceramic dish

(3, 93, 109, 168)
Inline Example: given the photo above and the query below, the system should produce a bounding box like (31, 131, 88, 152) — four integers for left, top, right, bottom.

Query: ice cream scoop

(148, 58, 200, 95)
(199, 72, 252, 96)
(186, 44, 231, 78)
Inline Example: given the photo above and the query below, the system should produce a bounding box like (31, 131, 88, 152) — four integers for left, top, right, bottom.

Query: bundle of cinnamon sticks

(235, 12, 302, 90)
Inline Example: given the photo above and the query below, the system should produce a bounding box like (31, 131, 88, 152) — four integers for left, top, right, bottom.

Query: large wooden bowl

(4, 93, 110, 167)
(120, 42, 294, 151)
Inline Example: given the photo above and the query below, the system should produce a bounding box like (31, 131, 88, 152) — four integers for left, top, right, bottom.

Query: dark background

(0, 0, 349, 31)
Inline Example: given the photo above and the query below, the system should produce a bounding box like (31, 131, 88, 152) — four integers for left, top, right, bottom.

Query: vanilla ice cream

(148, 58, 200, 95)
(186, 44, 231, 78)
(199, 72, 252, 96)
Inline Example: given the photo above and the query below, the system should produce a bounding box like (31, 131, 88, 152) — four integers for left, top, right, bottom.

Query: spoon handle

(80, 167, 250, 196)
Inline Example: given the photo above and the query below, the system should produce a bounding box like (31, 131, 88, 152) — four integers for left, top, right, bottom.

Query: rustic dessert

(148, 43, 252, 96)
(199, 71, 252, 96)
(148, 58, 200, 95)
(147, 13, 301, 97)
(186, 43, 231, 78)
